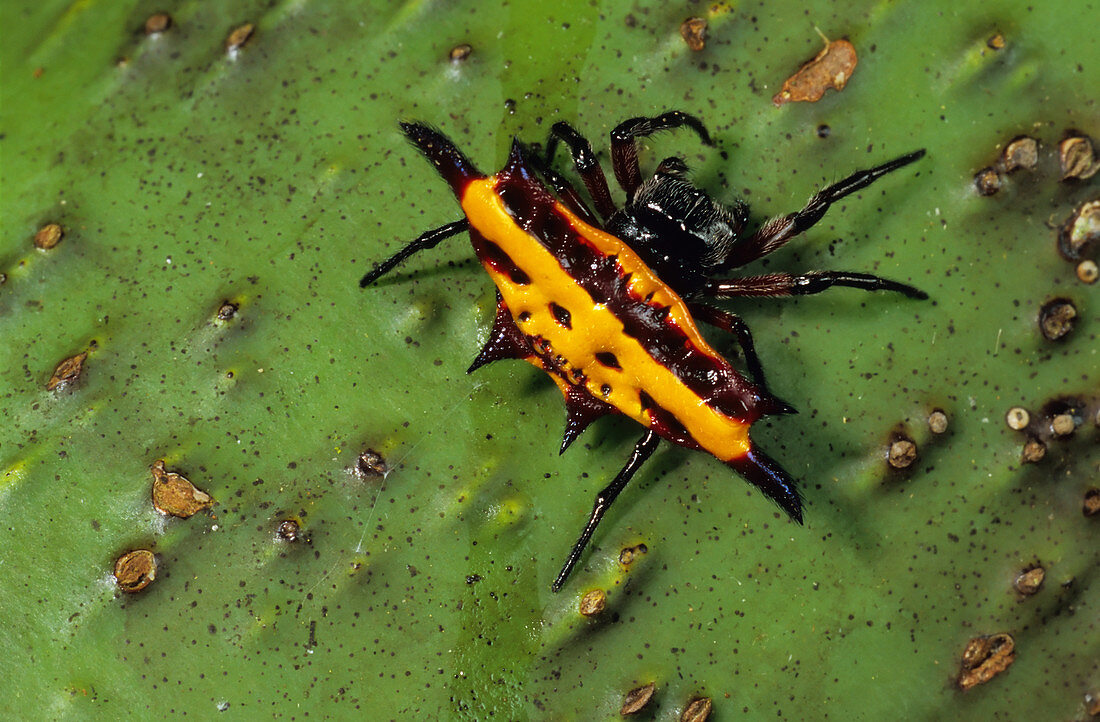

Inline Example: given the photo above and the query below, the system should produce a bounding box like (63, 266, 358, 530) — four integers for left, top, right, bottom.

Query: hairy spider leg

(512, 139, 601, 226)
(545, 122, 618, 221)
(717, 150, 927, 270)
(703, 270, 928, 299)
(611, 111, 715, 199)
(359, 219, 470, 287)
(552, 430, 660, 592)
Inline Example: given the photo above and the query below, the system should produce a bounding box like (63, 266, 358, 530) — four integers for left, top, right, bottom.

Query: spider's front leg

(545, 122, 618, 221)
(702, 271, 927, 300)
(610, 111, 714, 199)
(716, 150, 926, 270)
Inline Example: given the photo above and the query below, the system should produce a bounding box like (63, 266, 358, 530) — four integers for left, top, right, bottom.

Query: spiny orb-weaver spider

(361, 112, 926, 591)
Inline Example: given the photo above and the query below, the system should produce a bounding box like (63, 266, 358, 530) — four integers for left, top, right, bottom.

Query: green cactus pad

(2, 0, 1096, 718)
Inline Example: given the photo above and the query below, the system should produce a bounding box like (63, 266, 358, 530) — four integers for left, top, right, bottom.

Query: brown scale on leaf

(957, 633, 1016, 690)
(144, 13, 171, 35)
(578, 588, 606, 616)
(355, 449, 387, 477)
(47, 351, 87, 391)
(225, 23, 254, 55)
(773, 35, 857, 107)
(1059, 135, 1098, 180)
(680, 696, 713, 722)
(114, 550, 157, 593)
(151, 460, 213, 518)
(620, 682, 657, 715)
(34, 223, 63, 249)
(1060, 199, 1099, 261)
(679, 17, 707, 51)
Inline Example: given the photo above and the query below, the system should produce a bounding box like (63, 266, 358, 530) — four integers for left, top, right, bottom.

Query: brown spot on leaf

(34, 223, 63, 249)
(578, 589, 606, 616)
(680, 696, 713, 722)
(1059, 199, 1099, 260)
(449, 43, 472, 62)
(621, 682, 657, 715)
(679, 17, 707, 51)
(356, 449, 387, 477)
(772, 37, 857, 107)
(1038, 299, 1077, 341)
(151, 460, 213, 518)
(1059, 135, 1098, 180)
(47, 351, 87, 391)
(986, 33, 1006, 50)
(226, 23, 254, 54)
(1001, 136, 1038, 172)
(144, 13, 172, 35)
(973, 167, 1002, 196)
(957, 633, 1016, 690)
(1013, 566, 1044, 595)
(114, 549, 157, 593)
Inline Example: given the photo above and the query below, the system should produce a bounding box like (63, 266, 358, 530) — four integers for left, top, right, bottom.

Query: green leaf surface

(2, 0, 1097, 719)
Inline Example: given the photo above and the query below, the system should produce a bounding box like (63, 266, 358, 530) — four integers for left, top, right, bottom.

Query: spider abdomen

(458, 147, 776, 462)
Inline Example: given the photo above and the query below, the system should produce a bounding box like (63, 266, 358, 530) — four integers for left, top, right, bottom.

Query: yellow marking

(461, 178, 751, 461)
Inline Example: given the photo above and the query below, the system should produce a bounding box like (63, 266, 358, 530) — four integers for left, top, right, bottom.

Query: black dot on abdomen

(595, 352, 621, 369)
(549, 302, 572, 329)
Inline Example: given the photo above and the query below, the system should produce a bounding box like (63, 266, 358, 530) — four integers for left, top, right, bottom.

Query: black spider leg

(359, 219, 470, 287)
(703, 271, 928, 299)
(545, 122, 618, 221)
(551, 430, 660, 592)
(686, 302, 768, 389)
(610, 111, 715, 199)
(515, 140, 601, 227)
(715, 149, 926, 270)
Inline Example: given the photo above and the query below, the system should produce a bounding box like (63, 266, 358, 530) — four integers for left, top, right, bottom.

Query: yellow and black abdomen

(458, 150, 772, 464)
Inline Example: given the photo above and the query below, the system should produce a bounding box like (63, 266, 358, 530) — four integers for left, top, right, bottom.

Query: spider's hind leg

(359, 219, 469, 287)
(687, 302, 768, 390)
(551, 430, 660, 592)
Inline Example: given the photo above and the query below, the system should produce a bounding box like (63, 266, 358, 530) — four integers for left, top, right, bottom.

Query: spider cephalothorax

(361, 112, 926, 591)
(603, 157, 750, 295)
